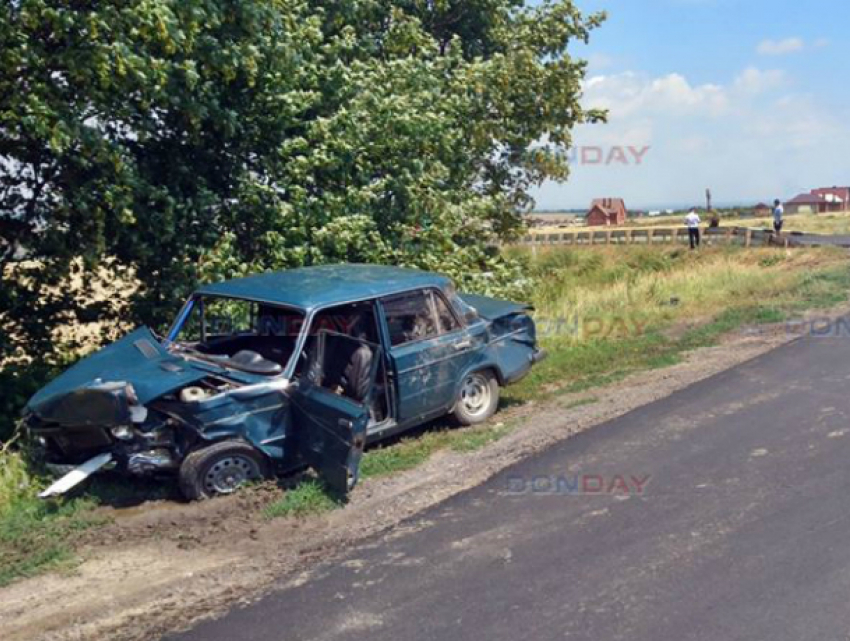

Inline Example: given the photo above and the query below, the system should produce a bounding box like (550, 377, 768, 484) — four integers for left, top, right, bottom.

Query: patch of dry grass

(528, 246, 848, 345)
(499, 244, 850, 403)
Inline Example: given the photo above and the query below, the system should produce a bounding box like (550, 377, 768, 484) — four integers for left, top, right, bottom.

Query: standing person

(685, 207, 701, 249)
(773, 198, 784, 235)
(708, 210, 720, 228)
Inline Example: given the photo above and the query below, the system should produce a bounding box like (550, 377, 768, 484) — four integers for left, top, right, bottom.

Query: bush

(1, 1, 606, 430)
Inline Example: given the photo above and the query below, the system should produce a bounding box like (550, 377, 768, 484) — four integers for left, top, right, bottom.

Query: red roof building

(785, 191, 846, 215)
(586, 198, 628, 226)
(754, 202, 771, 216)
(811, 186, 850, 209)
(783, 187, 849, 214)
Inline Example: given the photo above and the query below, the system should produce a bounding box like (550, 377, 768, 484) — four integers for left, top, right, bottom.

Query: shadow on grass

(84, 472, 181, 508)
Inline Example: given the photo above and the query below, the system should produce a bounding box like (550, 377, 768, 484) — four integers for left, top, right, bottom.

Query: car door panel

(289, 331, 379, 494)
(383, 289, 486, 423)
(390, 337, 446, 422)
(289, 385, 368, 493)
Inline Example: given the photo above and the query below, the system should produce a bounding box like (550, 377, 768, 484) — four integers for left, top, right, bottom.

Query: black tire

(178, 441, 270, 501)
(452, 370, 500, 426)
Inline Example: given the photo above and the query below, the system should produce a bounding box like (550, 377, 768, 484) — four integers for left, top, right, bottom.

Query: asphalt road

(166, 331, 850, 641)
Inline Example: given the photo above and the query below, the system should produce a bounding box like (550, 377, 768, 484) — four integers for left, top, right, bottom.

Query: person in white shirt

(773, 199, 784, 235)
(684, 207, 701, 249)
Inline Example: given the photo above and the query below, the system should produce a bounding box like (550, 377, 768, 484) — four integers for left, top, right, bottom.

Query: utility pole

(705, 188, 720, 228)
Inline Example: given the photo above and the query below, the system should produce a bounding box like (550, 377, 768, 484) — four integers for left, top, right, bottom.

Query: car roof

(194, 264, 452, 311)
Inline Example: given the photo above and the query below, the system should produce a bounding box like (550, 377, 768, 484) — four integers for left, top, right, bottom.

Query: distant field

(531, 210, 850, 235)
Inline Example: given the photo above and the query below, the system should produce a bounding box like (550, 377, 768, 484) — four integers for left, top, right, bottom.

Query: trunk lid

(459, 293, 532, 321)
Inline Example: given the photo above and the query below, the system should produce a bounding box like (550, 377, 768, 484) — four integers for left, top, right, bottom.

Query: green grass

(358, 396, 596, 477)
(505, 330, 673, 403)
(0, 452, 106, 587)
(263, 479, 342, 519)
(0, 498, 105, 587)
(0, 442, 117, 587)
(788, 268, 850, 310)
(448, 421, 516, 453)
(360, 420, 515, 479)
(361, 435, 439, 478)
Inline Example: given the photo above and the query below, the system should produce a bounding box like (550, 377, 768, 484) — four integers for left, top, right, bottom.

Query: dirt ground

(0, 314, 839, 641)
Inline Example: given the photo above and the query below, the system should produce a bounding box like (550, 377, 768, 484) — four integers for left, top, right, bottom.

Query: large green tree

(0, 0, 605, 439)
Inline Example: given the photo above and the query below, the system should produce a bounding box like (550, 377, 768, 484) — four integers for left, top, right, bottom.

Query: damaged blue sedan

(24, 265, 544, 500)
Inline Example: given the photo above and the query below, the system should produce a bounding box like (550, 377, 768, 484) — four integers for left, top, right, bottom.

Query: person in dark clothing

(708, 211, 720, 228)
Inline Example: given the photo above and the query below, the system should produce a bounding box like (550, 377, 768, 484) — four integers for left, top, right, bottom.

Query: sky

(530, 0, 850, 210)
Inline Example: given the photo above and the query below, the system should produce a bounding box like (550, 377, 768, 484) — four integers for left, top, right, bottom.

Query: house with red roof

(586, 198, 628, 226)
(784, 186, 849, 215)
(785, 190, 846, 215)
(754, 202, 771, 217)
(811, 186, 850, 209)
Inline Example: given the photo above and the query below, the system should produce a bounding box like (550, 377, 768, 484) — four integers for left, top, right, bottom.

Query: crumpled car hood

(26, 327, 217, 418)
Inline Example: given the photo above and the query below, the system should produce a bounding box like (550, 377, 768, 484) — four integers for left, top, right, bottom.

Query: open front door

(290, 330, 381, 495)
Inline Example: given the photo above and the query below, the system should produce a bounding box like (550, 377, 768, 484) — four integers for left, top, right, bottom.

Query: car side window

(383, 290, 439, 346)
(430, 291, 461, 334)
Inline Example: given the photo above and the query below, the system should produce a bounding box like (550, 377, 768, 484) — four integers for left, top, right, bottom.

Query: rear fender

(481, 313, 538, 385)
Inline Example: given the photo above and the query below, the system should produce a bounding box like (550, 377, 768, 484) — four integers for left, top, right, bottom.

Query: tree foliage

(0, 0, 605, 439)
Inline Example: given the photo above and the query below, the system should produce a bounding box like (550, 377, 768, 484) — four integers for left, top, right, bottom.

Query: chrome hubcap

(204, 456, 260, 495)
(460, 374, 491, 417)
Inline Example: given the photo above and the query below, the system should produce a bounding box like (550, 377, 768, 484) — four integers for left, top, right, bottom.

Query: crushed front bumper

(39, 453, 114, 498)
(27, 415, 181, 490)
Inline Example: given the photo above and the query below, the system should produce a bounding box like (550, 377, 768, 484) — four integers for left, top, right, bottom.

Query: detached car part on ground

(24, 265, 545, 500)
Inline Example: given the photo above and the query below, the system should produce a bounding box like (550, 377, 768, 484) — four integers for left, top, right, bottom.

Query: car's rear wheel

(453, 370, 500, 426)
(178, 441, 270, 501)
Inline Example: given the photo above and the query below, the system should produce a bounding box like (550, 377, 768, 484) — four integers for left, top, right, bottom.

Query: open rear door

(290, 330, 380, 495)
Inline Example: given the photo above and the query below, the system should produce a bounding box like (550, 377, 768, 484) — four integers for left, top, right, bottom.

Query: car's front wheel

(178, 441, 270, 501)
(453, 370, 500, 426)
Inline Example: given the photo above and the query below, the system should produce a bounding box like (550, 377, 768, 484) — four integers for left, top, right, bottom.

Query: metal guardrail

(515, 226, 792, 248)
